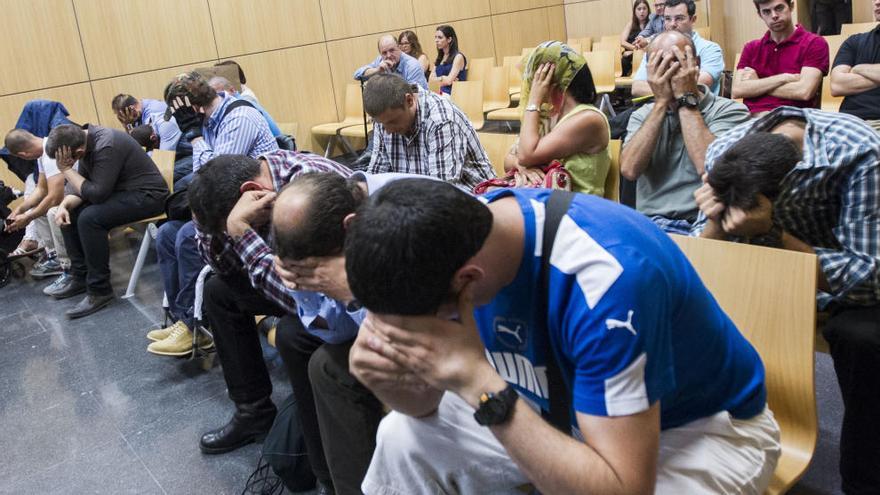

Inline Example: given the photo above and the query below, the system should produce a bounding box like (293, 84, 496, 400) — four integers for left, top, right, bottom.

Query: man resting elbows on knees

(345, 179, 781, 494)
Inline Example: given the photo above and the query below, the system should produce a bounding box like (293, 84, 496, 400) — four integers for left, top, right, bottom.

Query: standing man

(45, 124, 168, 318)
(364, 73, 494, 192)
(621, 31, 750, 234)
(354, 35, 428, 89)
(631, 0, 724, 96)
(733, 0, 829, 114)
(830, 0, 880, 132)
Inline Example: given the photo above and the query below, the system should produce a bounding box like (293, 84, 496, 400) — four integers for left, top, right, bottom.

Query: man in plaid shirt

(364, 73, 495, 193)
(691, 106, 880, 493)
(185, 150, 351, 457)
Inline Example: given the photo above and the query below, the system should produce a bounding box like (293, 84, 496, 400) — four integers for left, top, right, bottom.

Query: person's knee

(156, 222, 179, 258)
(823, 308, 880, 353)
(203, 274, 231, 310)
(175, 222, 198, 253)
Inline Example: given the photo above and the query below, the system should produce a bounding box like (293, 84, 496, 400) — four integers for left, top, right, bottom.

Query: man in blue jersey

(345, 179, 781, 494)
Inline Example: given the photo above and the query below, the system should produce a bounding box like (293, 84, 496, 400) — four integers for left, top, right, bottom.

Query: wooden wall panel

(0, 0, 89, 95)
(210, 0, 325, 57)
(326, 34, 391, 120)
(415, 17, 497, 65)
(0, 84, 98, 134)
(412, 0, 491, 26)
(74, 0, 217, 79)
(547, 5, 568, 42)
(90, 64, 208, 130)
(565, 0, 631, 40)
(852, 0, 876, 22)
(491, 0, 558, 14)
(722, 0, 769, 68)
(320, 0, 415, 40)
(493, 9, 555, 58)
(233, 45, 339, 153)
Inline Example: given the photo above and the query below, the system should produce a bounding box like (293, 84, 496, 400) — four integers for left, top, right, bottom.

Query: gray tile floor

(0, 229, 846, 494)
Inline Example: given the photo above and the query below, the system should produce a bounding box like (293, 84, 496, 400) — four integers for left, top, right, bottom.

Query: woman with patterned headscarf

(504, 41, 611, 196)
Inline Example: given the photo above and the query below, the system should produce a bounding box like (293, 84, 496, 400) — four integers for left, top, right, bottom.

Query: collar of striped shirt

(258, 150, 354, 192)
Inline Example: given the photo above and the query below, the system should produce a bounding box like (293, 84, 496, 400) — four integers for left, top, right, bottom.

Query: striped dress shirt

(691, 107, 880, 308)
(195, 150, 353, 313)
(192, 92, 279, 172)
(367, 90, 495, 192)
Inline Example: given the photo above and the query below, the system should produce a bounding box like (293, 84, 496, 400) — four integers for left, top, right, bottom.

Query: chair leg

(338, 136, 357, 156)
(122, 223, 156, 299)
(324, 135, 336, 158)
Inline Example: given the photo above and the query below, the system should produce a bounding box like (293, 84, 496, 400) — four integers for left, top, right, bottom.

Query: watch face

(685, 94, 699, 107)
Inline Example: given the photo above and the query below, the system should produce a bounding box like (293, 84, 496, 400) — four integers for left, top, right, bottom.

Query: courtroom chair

(840, 21, 879, 37)
(823, 34, 846, 67)
(600, 35, 619, 46)
(583, 50, 616, 114)
(670, 235, 818, 495)
(467, 57, 496, 83)
(477, 132, 518, 176)
(820, 76, 843, 112)
(593, 41, 623, 77)
(604, 139, 621, 202)
(567, 43, 583, 56)
(120, 149, 175, 299)
(615, 49, 644, 88)
(567, 37, 593, 52)
(311, 83, 366, 157)
(428, 78, 443, 94)
(503, 55, 524, 102)
(483, 66, 512, 114)
(450, 80, 485, 130)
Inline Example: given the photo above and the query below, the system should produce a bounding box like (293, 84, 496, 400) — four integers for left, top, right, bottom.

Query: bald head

(4, 129, 43, 159)
(377, 34, 402, 67)
(648, 30, 699, 67)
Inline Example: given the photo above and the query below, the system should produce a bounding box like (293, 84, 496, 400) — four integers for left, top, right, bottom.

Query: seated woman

(621, 0, 650, 76)
(398, 30, 431, 81)
(504, 41, 610, 196)
(430, 25, 467, 95)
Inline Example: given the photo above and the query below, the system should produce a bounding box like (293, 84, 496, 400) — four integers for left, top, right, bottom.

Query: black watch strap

(473, 384, 519, 426)
(677, 92, 699, 108)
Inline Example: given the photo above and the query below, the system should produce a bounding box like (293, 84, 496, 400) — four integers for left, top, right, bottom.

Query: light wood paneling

(326, 34, 391, 121)
(234, 45, 339, 153)
(415, 17, 497, 66)
(853, 0, 877, 22)
(0, 83, 98, 134)
(90, 64, 208, 131)
(209, 0, 325, 57)
(491, 0, 560, 14)
(722, 0, 772, 69)
(74, 0, 217, 79)
(0, 0, 89, 95)
(411, 0, 491, 26)
(547, 5, 568, 42)
(565, 0, 631, 40)
(321, 0, 414, 40)
(493, 9, 555, 59)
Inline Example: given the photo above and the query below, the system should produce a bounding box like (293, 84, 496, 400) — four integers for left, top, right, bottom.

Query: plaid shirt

(367, 90, 495, 192)
(195, 150, 352, 313)
(691, 107, 880, 308)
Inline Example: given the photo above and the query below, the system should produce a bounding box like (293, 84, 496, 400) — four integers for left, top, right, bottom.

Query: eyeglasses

(399, 41, 411, 46)
(654, 2, 665, 7)
(664, 15, 690, 23)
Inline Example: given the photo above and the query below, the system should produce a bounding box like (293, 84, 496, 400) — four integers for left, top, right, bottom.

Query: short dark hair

(4, 129, 36, 154)
(129, 125, 156, 151)
(164, 72, 217, 109)
(752, 0, 793, 11)
(273, 173, 367, 261)
(708, 132, 801, 210)
(665, 0, 696, 16)
(187, 155, 262, 235)
(111, 94, 138, 113)
(345, 179, 492, 315)
(46, 124, 86, 157)
(568, 65, 597, 105)
(363, 73, 418, 116)
(215, 60, 247, 84)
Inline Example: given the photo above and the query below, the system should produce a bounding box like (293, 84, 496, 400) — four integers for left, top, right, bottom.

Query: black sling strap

(222, 98, 255, 120)
(540, 190, 575, 433)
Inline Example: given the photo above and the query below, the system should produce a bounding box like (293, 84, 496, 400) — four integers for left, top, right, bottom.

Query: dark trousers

(812, 0, 852, 35)
(203, 271, 286, 403)
(276, 318, 384, 495)
(822, 304, 880, 494)
(62, 189, 165, 296)
(155, 220, 203, 328)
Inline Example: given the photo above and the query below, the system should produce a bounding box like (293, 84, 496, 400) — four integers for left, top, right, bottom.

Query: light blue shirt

(238, 93, 282, 137)
(194, 92, 278, 172)
(354, 52, 428, 89)
(139, 98, 182, 153)
(634, 31, 724, 95)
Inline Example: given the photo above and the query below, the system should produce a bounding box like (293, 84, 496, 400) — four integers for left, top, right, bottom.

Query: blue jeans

(173, 156, 193, 185)
(156, 220, 204, 328)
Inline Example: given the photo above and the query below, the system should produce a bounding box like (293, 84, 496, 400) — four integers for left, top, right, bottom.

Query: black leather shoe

(65, 294, 114, 319)
(47, 274, 87, 300)
(199, 397, 276, 454)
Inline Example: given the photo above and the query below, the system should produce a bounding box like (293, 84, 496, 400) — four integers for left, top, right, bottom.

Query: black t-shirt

(833, 26, 880, 120)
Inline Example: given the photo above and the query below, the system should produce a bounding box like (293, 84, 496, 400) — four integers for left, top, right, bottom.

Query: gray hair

(208, 76, 236, 93)
(363, 73, 418, 116)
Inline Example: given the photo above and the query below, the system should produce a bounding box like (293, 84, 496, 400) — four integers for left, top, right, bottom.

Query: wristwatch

(473, 384, 519, 426)
(524, 104, 539, 112)
(677, 92, 699, 108)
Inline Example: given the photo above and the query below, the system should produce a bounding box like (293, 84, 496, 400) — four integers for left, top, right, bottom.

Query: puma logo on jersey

(496, 323, 524, 344)
(606, 310, 636, 336)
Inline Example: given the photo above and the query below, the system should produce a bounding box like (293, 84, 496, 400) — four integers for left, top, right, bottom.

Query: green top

(554, 103, 611, 196)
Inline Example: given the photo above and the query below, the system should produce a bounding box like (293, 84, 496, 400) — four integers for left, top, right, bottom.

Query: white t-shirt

(38, 137, 77, 178)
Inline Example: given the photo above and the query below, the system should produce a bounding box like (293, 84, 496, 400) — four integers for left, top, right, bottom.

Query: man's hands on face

(646, 50, 679, 105)
(670, 45, 699, 99)
(226, 190, 276, 239)
(349, 316, 432, 394)
(273, 255, 354, 302)
(170, 96, 206, 136)
(55, 145, 76, 172)
(720, 194, 774, 238)
(378, 58, 395, 73)
(116, 105, 140, 129)
(694, 174, 724, 222)
(360, 285, 504, 408)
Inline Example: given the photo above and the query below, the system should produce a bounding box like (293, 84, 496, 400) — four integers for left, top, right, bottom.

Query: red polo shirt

(738, 24, 829, 113)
